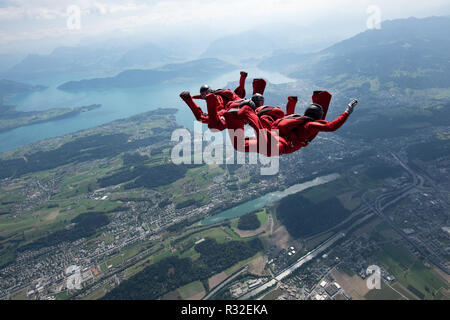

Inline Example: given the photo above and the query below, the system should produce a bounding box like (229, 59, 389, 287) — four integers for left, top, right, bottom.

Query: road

(363, 153, 449, 275)
(203, 266, 248, 300)
(238, 152, 450, 299)
(239, 213, 375, 300)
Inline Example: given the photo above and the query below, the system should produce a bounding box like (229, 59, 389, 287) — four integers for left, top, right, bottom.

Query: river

(200, 173, 340, 226)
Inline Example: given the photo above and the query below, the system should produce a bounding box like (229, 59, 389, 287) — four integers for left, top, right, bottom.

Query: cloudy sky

(1, 0, 449, 54)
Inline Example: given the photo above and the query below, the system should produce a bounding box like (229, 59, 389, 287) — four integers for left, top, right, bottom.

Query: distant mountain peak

(259, 15, 450, 91)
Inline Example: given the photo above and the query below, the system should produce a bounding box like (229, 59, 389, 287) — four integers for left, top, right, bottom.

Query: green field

(256, 209, 268, 226)
(364, 282, 404, 300)
(177, 280, 205, 299)
(375, 243, 449, 299)
(224, 252, 263, 276)
(55, 291, 69, 300)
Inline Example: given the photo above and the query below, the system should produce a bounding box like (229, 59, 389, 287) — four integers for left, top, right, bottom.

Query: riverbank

(199, 173, 340, 226)
(0, 104, 101, 134)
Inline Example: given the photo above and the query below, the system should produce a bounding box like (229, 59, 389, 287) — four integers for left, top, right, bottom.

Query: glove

(288, 96, 298, 101)
(240, 71, 248, 77)
(345, 99, 358, 114)
(180, 91, 191, 99)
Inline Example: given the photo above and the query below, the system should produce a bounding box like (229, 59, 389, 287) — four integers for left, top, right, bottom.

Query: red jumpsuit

(205, 94, 263, 132)
(255, 96, 298, 129)
(203, 93, 269, 153)
(180, 73, 266, 127)
(236, 91, 349, 156)
(274, 112, 349, 155)
(181, 88, 242, 125)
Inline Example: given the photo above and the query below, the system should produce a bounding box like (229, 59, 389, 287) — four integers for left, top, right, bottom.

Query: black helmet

(304, 103, 323, 120)
(200, 84, 213, 97)
(239, 99, 256, 111)
(251, 93, 264, 107)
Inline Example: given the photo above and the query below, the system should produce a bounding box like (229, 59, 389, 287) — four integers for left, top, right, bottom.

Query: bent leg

(237, 105, 264, 133)
(286, 96, 298, 115)
(234, 71, 247, 99)
(237, 105, 280, 155)
(228, 132, 264, 154)
(312, 91, 332, 120)
(253, 78, 267, 95)
(229, 128, 284, 157)
(260, 115, 275, 129)
(228, 128, 248, 153)
(205, 93, 226, 131)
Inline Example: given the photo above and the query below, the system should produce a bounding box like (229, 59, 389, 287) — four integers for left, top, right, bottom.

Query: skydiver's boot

(234, 71, 247, 99)
(286, 96, 298, 116)
(252, 78, 267, 95)
(180, 91, 208, 123)
(311, 91, 332, 120)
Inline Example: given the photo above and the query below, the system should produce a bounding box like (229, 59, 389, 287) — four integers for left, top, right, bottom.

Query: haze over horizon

(1, 0, 450, 57)
(0, 2, 449, 303)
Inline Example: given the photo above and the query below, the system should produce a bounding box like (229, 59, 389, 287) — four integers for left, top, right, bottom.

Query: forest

(237, 211, 261, 230)
(102, 256, 207, 300)
(407, 138, 450, 161)
(277, 194, 350, 239)
(194, 238, 263, 274)
(98, 163, 190, 189)
(103, 237, 263, 299)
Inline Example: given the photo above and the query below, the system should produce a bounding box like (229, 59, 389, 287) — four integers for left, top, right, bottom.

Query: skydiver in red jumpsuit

(226, 95, 297, 153)
(203, 92, 265, 132)
(179, 71, 267, 126)
(235, 91, 358, 156)
(197, 91, 273, 153)
(255, 96, 298, 129)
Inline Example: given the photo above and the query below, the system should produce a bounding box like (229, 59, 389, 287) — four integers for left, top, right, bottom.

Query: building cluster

(229, 278, 270, 298)
(1, 123, 448, 300)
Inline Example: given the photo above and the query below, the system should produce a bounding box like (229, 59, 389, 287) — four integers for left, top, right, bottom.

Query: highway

(239, 213, 375, 300)
(238, 152, 450, 299)
(363, 153, 449, 274)
(203, 266, 248, 300)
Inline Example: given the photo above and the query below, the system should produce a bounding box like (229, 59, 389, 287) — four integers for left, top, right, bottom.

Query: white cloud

(1, 0, 450, 50)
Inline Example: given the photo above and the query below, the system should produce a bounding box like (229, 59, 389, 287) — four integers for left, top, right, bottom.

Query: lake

(0, 67, 295, 153)
(199, 173, 340, 226)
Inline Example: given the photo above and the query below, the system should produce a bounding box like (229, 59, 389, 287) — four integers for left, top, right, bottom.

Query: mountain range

(57, 58, 236, 91)
(259, 16, 450, 91)
(0, 41, 177, 83)
(0, 79, 46, 104)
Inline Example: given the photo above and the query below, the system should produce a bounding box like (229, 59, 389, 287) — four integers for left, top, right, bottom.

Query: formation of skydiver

(179, 71, 358, 157)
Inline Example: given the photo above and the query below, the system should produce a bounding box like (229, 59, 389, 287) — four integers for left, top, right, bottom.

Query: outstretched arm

(180, 91, 208, 123)
(306, 99, 358, 132)
(306, 113, 349, 132)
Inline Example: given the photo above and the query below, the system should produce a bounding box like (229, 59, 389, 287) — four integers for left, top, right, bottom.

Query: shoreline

(0, 104, 101, 134)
